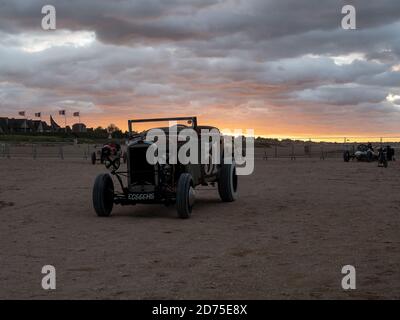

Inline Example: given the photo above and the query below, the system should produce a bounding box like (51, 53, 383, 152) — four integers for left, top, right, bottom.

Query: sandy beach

(0, 157, 399, 299)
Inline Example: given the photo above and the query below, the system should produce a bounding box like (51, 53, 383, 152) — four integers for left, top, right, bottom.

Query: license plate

(128, 193, 155, 201)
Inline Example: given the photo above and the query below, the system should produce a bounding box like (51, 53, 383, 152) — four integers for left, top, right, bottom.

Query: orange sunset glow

(1, 1, 400, 139)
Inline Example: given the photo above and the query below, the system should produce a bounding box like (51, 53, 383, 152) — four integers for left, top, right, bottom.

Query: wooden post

(274, 144, 277, 158)
(59, 145, 64, 160)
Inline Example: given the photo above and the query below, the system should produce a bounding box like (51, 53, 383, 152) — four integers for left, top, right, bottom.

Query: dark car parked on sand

(92, 117, 238, 219)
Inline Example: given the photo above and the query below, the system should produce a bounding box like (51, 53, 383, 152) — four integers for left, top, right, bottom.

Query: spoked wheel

(176, 173, 195, 219)
(218, 162, 238, 202)
(93, 173, 114, 217)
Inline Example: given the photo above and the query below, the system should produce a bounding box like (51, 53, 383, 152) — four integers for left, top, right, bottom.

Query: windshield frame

(128, 117, 197, 133)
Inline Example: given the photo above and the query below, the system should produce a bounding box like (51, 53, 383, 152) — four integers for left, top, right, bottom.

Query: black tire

(343, 151, 350, 162)
(91, 152, 96, 165)
(176, 173, 195, 219)
(218, 162, 238, 202)
(93, 173, 114, 217)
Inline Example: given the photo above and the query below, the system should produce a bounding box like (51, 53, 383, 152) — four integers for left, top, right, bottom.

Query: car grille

(129, 145, 155, 186)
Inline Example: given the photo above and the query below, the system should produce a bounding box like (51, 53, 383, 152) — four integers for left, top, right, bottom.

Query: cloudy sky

(0, 0, 400, 137)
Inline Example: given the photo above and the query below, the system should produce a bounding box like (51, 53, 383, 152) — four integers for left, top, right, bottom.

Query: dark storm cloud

(293, 84, 389, 106)
(1, 0, 400, 134)
(1, 0, 399, 42)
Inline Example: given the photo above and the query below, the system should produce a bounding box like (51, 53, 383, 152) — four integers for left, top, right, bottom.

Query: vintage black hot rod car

(92, 117, 238, 219)
(91, 143, 127, 165)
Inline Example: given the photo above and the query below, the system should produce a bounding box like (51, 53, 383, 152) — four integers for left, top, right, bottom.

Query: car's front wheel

(218, 162, 238, 202)
(93, 173, 114, 217)
(176, 173, 195, 219)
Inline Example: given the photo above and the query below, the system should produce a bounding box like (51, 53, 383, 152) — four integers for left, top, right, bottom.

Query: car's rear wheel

(176, 173, 195, 219)
(93, 173, 114, 217)
(218, 162, 238, 202)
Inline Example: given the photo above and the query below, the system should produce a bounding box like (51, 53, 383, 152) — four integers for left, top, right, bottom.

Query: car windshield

(129, 118, 194, 134)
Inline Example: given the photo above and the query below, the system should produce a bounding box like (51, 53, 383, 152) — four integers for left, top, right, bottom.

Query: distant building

(32, 120, 51, 133)
(0, 116, 89, 134)
(50, 116, 61, 132)
(72, 123, 87, 133)
(0, 117, 9, 133)
(8, 118, 31, 133)
(0, 116, 59, 134)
